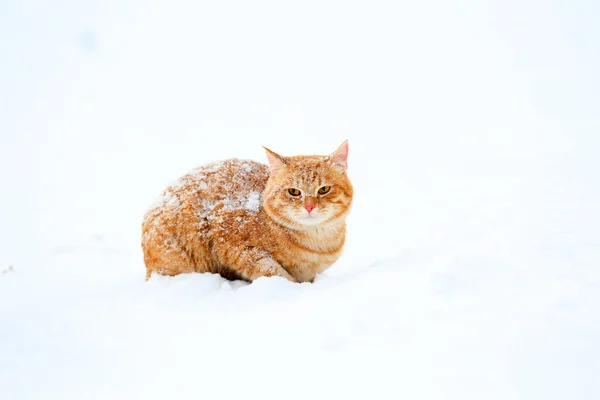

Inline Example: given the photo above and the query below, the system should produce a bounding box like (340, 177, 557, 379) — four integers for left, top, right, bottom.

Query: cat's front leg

(229, 247, 296, 283)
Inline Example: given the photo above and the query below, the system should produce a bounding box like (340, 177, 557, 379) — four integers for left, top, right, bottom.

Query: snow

(1, 1, 600, 399)
(148, 191, 180, 213)
(244, 191, 261, 212)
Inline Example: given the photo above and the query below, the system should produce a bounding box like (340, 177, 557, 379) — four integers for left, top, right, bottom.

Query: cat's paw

(279, 270, 297, 283)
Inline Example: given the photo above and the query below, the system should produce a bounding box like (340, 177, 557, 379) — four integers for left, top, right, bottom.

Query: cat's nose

(304, 204, 315, 213)
(304, 196, 316, 213)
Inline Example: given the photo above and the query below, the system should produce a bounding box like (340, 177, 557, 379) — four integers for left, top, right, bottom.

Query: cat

(141, 141, 353, 283)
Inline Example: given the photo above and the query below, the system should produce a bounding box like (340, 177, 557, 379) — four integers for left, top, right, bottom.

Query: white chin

(295, 214, 327, 226)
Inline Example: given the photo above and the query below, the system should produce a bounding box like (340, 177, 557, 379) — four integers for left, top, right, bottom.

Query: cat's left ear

(263, 147, 287, 173)
(328, 140, 349, 172)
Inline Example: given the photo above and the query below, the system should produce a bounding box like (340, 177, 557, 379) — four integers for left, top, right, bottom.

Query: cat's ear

(263, 147, 287, 173)
(328, 140, 349, 172)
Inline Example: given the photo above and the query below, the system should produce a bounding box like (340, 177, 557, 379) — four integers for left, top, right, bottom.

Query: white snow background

(1, 1, 599, 399)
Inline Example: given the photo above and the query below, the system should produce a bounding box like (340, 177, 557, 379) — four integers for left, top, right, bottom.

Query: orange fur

(141, 142, 353, 283)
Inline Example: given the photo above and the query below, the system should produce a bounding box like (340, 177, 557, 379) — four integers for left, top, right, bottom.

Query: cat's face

(262, 141, 353, 230)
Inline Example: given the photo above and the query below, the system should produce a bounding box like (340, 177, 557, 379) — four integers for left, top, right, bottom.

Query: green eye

(288, 188, 301, 196)
(318, 186, 331, 195)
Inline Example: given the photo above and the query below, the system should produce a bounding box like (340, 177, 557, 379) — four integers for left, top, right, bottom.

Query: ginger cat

(141, 141, 353, 283)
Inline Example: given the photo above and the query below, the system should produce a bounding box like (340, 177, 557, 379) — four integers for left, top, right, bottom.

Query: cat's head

(262, 141, 353, 229)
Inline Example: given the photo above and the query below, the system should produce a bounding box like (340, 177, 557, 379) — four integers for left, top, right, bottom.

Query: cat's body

(142, 142, 353, 283)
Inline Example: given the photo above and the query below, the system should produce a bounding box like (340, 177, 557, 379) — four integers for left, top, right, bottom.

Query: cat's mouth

(295, 211, 328, 226)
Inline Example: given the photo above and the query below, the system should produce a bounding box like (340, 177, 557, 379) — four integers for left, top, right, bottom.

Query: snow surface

(1, 1, 600, 399)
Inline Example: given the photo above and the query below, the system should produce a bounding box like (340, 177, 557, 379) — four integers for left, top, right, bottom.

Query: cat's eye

(318, 186, 331, 195)
(288, 188, 301, 196)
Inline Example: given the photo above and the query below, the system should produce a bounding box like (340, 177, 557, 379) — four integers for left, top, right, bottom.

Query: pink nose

(304, 204, 315, 213)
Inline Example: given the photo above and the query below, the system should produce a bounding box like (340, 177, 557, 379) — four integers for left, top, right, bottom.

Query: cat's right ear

(328, 139, 349, 172)
(263, 147, 287, 173)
